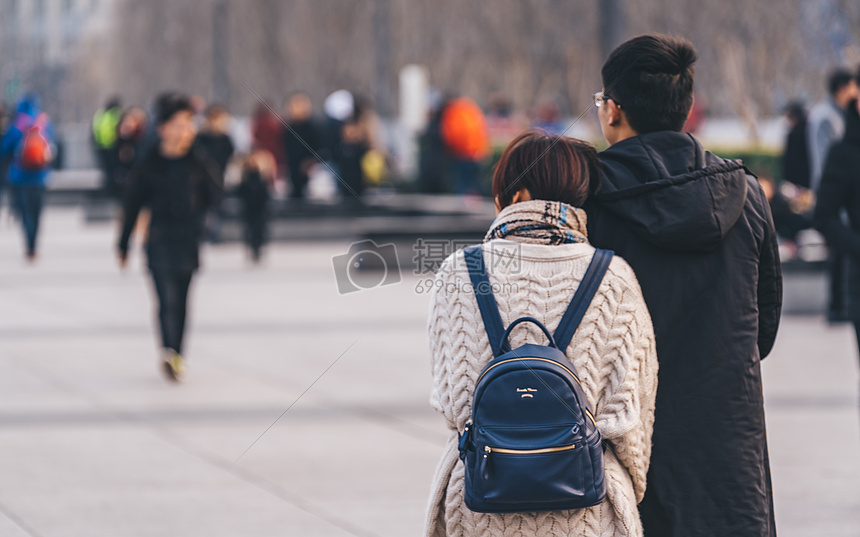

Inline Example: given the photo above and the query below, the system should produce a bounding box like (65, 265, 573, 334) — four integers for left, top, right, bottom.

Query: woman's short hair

(492, 130, 598, 210)
(155, 92, 194, 126)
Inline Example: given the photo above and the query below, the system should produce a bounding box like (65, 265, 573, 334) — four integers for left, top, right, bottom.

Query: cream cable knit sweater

(426, 239, 658, 537)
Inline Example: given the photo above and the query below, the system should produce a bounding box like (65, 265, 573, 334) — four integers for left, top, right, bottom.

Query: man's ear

(607, 100, 625, 127)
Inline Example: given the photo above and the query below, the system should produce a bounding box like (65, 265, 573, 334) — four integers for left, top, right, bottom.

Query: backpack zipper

(476, 357, 583, 387)
(484, 444, 576, 455)
(480, 443, 577, 480)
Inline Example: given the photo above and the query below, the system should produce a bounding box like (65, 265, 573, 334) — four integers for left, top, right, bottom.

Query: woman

(118, 93, 221, 381)
(815, 97, 860, 356)
(426, 131, 658, 537)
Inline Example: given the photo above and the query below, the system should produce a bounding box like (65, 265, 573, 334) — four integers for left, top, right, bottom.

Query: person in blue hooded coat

(0, 93, 54, 262)
(585, 35, 782, 537)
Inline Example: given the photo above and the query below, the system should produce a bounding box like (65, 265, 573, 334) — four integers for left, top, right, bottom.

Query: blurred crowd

(766, 66, 860, 322)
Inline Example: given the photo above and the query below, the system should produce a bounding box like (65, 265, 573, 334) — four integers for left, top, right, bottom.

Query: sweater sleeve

(593, 262, 658, 504)
(427, 253, 461, 429)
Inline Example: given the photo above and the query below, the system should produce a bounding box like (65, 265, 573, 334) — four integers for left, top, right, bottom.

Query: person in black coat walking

(236, 148, 272, 262)
(782, 101, 811, 189)
(815, 97, 860, 354)
(283, 92, 319, 200)
(118, 93, 222, 381)
(585, 35, 782, 537)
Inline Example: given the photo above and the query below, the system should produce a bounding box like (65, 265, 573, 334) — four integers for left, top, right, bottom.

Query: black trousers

(150, 269, 193, 354)
(11, 184, 44, 255)
(244, 212, 267, 257)
(288, 164, 309, 199)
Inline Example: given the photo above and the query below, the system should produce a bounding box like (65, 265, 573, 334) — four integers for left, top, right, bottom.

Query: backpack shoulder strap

(464, 245, 505, 358)
(553, 249, 614, 352)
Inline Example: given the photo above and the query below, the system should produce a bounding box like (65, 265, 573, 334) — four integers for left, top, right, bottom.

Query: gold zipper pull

(481, 446, 491, 480)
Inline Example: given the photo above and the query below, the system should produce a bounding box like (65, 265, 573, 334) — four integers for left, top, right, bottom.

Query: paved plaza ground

(0, 208, 858, 536)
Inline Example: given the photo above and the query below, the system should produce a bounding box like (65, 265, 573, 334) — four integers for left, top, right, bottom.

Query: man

(815, 93, 860, 364)
(194, 103, 234, 242)
(0, 93, 54, 262)
(92, 97, 122, 194)
(809, 70, 858, 192)
(282, 92, 319, 200)
(118, 93, 221, 381)
(585, 35, 782, 537)
(809, 70, 859, 322)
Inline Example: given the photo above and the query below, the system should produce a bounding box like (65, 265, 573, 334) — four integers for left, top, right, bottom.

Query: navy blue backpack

(458, 245, 613, 513)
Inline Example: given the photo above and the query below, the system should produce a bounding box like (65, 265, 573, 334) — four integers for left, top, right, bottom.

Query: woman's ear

(511, 188, 532, 204)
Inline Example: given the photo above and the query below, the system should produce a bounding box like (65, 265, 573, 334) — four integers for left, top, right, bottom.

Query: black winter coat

(814, 99, 860, 320)
(585, 132, 782, 537)
(118, 147, 222, 272)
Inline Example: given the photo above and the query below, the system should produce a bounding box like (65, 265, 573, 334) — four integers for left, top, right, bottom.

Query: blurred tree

(7, 0, 855, 129)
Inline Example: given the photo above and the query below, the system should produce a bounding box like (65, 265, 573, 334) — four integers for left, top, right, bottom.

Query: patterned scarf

(484, 200, 588, 245)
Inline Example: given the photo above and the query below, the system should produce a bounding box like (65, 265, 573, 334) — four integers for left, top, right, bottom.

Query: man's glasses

(593, 91, 619, 108)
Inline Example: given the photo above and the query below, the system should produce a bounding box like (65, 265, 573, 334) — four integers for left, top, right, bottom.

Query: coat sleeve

(814, 145, 860, 257)
(117, 163, 149, 255)
(753, 180, 782, 359)
(596, 270, 658, 504)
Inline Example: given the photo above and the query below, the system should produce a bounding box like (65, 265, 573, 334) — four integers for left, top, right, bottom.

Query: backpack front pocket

(472, 424, 587, 505)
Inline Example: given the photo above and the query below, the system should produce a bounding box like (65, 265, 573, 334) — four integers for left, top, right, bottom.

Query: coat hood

(16, 93, 41, 117)
(594, 131, 749, 252)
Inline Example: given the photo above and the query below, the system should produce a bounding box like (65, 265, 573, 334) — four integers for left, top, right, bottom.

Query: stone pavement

(0, 208, 857, 537)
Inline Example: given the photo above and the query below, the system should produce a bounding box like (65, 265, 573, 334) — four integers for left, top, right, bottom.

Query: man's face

(288, 95, 312, 121)
(158, 110, 197, 154)
(836, 80, 860, 108)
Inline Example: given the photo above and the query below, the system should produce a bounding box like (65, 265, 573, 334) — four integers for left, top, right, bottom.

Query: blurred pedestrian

(815, 96, 860, 360)
(759, 176, 811, 249)
(440, 97, 489, 195)
(109, 106, 149, 200)
(236, 148, 272, 262)
(782, 101, 811, 189)
(417, 95, 453, 193)
(282, 92, 319, 200)
(0, 101, 9, 213)
(0, 93, 54, 262)
(809, 70, 858, 191)
(117, 93, 222, 381)
(251, 101, 286, 192)
(92, 97, 122, 195)
(586, 35, 782, 537)
(485, 91, 527, 146)
(810, 69, 859, 323)
(531, 96, 564, 135)
(195, 103, 235, 177)
(336, 118, 368, 203)
(320, 89, 355, 183)
(195, 103, 235, 242)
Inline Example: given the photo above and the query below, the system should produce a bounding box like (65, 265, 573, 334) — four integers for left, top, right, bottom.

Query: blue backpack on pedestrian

(458, 245, 613, 513)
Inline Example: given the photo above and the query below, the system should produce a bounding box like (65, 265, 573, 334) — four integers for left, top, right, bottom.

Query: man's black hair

(829, 69, 854, 97)
(601, 34, 698, 134)
(155, 92, 194, 125)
